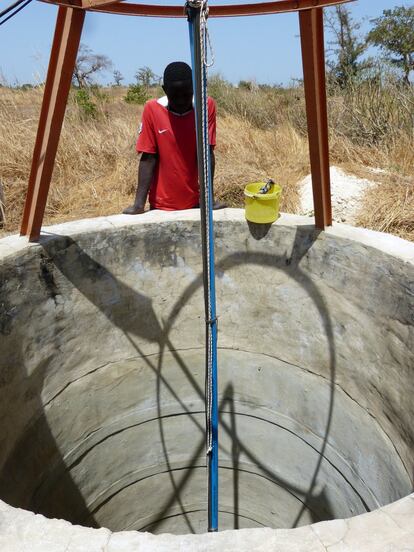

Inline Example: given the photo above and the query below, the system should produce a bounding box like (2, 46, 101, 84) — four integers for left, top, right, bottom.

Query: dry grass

(326, 80, 414, 241)
(0, 81, 413, 240)
(356, 172, 414, 240)
(0, 86, 141, 232)
(215, 115, 306, 212)
(0, 85, 304, 235)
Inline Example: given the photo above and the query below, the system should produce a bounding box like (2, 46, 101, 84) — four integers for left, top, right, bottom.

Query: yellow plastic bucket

(244, 182, 282, 224)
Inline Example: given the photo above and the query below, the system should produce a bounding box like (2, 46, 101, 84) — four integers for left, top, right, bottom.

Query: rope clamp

(206, 316, 218, 327)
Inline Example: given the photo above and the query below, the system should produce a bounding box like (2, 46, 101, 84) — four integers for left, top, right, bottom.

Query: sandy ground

(299, 166, 375, 224)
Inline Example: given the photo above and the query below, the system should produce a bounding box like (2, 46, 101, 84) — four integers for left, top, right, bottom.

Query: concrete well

(0, 209, 413, 550)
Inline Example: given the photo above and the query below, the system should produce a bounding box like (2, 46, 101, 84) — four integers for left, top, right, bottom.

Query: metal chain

(188, 0, 216, 473)
(198, 0, 214, 455)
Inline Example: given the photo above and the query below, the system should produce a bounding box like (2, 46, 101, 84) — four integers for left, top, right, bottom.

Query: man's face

(163, 80, 193, 114)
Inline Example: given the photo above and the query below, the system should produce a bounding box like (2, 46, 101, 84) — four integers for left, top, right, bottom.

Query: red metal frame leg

(299, 8, 332, 229)
(20, 6, 85, 241)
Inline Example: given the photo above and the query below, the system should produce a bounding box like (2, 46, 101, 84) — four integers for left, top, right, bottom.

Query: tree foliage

(73, 44, 113, 88)
(134, 66, 159, 88)
(238, 79, 258, 91)
(124, 84, 149, 105)
(368, 6, 414, 85)
(74, 88, 97, 118)
(325, 6, 370, 88)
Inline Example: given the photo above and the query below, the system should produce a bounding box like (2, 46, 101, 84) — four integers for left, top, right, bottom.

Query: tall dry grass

(210, 76, 414, 240)
(0, 79, 413, 240)
(0, 85, 305, 235)
(327, 80, 414, 241)
(0, 86, 141, 232)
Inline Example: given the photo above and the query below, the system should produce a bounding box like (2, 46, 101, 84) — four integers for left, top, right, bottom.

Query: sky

(0, 0, 412, 86)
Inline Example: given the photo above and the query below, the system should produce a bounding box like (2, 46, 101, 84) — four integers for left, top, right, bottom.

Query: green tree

(74, 88, 97, 119)
(326, 5, 370, 88)
(124, 84, 149, 105)
(368, 6, 414, 85)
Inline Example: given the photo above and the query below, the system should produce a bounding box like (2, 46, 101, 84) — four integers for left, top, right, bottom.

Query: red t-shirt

(136, 96, 216, 210)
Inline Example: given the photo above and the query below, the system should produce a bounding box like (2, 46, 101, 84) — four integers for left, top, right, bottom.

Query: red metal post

(20, 6, 85, 241)
(299, 7, 332, 229)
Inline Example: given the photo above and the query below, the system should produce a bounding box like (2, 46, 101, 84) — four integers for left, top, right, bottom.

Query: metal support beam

(84, 0, 355, 18)
(299, 8, 332, 229)
(20, 6, 85, 241)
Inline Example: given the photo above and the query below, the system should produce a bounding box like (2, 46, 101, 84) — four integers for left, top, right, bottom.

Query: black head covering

(163, 62, 192, 87)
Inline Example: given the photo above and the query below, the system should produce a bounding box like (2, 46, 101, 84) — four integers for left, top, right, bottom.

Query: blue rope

(188, 3, 219, 532)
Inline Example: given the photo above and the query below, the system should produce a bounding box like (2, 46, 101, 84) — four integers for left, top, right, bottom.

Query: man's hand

(123, 152, 158, 215)
(122, 205, 146, 215)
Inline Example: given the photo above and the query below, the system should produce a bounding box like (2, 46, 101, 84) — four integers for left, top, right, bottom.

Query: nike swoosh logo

(158, 129, 168, 134)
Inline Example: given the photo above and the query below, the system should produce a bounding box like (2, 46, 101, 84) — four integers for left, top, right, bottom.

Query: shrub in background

(74, 88, 98, 119)
(124, 84, 149, 105)
(73, 86, 110, 119)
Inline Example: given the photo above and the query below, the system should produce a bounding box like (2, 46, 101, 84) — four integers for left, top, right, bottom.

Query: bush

(19, 84, 34, 91)
(89, 84, 109, 103)
(74, 88, 97, 119)
(124, 84, 149, 105)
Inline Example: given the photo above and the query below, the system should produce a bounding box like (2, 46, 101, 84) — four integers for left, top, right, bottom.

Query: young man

(123, 61, 225, 215)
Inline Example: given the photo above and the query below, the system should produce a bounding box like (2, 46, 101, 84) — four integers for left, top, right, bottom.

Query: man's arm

(123, 153, 158, 215)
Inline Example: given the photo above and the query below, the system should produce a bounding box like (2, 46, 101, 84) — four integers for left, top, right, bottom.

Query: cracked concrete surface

(0, 210, 413, 550)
